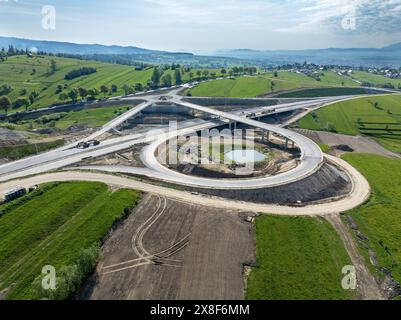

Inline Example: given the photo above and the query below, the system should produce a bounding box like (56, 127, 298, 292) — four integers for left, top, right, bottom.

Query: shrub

(32, 243, 100, 300)
(64, 67, 97, 80)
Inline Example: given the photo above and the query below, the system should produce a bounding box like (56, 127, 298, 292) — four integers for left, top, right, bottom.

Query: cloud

(277, 0, 401, 34)
(140, 0, 277, 28)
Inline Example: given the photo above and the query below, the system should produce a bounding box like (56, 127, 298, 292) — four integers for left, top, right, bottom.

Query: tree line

(64, 67, 97, 80)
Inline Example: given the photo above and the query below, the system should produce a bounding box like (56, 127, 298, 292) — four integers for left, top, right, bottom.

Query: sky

(1, 0, 401, 53)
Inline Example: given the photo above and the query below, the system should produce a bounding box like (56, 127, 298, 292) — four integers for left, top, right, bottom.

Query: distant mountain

(215, 42, 401, 67)
(0, 36, 192, 56)
(0, 36, 252, 67)
(2, 36, 401, 67)
(382, 42, 401, 51)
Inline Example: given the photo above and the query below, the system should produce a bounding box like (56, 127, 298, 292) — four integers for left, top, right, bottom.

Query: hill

(0, 55, 230, 113)
(0, 36, 248, 68)
(215, 42, 401, 67)
(298, 95, 401, 153)
(0, 36, 183, 56)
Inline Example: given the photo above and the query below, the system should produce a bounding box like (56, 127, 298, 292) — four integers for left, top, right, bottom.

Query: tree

(59, 93, 68, 102)
(55, 85, 63, 94)
(196, 70, 202, 79)
(111, 84, 118, 93)
(274, 71, 278, 77)
(78, 87, 88, 100)
(50, 59, 57, 74)
(175, 69, 182, 85)
(221, 68, 227, 75)
(88, 89, 98, 100)
(14, 97, 30, 111)
(151, 68, 161, 88)
(0, 84, 12, 96)
(134, 83, 144, 92)
(0, 96, 11, 114)
(123, 84, 130, 95)
(68, 89, 78, 103)
(100, 85, 109, 97)
(189, 72, 194, 80)
(161, 74, 173, 87)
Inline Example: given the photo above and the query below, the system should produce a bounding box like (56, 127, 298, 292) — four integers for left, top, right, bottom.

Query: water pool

(225, 149, 267, 164)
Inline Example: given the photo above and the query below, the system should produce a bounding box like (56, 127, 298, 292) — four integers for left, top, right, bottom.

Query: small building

(4, 187, 27, 202)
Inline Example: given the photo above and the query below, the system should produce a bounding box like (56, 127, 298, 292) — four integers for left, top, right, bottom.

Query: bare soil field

(81, 194, 255, 300)
(294, 128, 399, 158)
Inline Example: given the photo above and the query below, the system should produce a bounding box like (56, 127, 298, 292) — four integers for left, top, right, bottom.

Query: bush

(325, 122, 337, 133)
(64, 67, 97, 80)
(0, 84, 12, 95)
(32, 243, 100, 300)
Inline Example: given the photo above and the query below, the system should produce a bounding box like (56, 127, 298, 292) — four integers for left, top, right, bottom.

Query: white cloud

(277, 0, 401, 34)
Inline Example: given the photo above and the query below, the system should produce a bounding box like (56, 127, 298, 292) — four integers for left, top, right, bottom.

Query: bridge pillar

(285, 138, 289, 149)
(292, 141, 295, 149)
(266, 130, 270, 142)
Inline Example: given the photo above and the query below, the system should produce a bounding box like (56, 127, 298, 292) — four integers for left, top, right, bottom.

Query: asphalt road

(0, 154, 370, 216)
(0, 86, 382, 192)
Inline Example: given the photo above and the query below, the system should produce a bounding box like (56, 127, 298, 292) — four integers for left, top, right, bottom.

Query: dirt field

(294, 128, 399, 158)
(81, 194, 255, 300)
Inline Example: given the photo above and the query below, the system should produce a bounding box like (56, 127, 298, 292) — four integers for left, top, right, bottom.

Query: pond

(225, 149, 267, 164)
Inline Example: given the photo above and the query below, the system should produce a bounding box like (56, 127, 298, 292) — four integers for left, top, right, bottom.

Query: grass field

(351, 71, 401, 88)
(246, 215, 354, 300)
(0, 139, 65, 161)
(188, 71, 359, 98)
(0, 55, 155, 111)
(4, 105, 132, 132)
(298, 95, 401, 152)
(0, 182, 141, 299)
(0, 55, 227, 114)
(274, 87, 370, 98)
(342, 154, 401, 291)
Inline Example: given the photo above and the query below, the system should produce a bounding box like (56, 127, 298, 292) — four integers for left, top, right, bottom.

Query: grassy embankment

(0, 182, 141, 299)
(246, 215, 354, 300)
(341, 154, 401, 293)
(274, 87, 370, 98)
(0, 139, 65, 161)
(187, 71, 359, 98)
(298, 95, 401, 153)
(1, 105, 132, 132)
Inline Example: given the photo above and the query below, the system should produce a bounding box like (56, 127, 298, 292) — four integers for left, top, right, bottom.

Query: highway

(0, 86, 383, 191)
(0, 153, 371, 216)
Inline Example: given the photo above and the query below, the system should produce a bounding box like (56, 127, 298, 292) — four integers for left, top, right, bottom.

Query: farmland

(246, 215, 354, 300)
(351, 71, 401, 88)
(298, 95, 401, 152)
(0, 55, 152, 110)
(0, 182, 141, 300)
(342, 154, 401, 292)
(0, 55, 226, 114)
